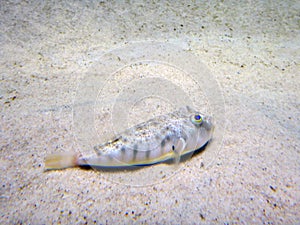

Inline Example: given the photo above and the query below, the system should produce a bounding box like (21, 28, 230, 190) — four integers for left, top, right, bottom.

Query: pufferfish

(45, 106, 214, 170)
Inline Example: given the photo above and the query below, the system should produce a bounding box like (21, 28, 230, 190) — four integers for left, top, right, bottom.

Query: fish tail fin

(44, 152, 80, 170)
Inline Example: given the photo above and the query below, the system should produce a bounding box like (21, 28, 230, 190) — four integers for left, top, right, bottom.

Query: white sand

(1, 1, 299, 224)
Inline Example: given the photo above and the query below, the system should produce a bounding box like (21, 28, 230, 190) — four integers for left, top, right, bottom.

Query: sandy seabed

(1, 1, 299, 224)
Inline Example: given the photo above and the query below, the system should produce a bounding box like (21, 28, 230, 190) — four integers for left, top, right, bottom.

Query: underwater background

(1, 0, 299, 224)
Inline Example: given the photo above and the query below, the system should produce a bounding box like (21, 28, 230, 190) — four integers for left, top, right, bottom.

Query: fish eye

(191, 114, 203, 124)
(194, 114, 201, 120)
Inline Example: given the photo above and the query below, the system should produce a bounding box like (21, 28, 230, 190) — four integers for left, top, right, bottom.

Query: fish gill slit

(172, 145, 175, 151)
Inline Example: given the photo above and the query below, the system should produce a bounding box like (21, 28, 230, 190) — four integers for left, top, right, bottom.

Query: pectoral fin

(172, 138, 186, 165)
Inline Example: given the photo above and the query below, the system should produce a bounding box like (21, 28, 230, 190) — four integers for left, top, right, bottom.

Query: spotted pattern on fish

(78, 106, 214, 167)
(44, 106, 214, 170)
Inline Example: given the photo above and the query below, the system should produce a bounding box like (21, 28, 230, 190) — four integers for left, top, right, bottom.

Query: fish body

(45, 106, 214, 170)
